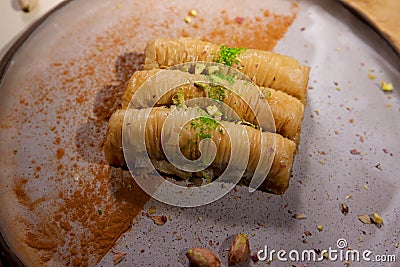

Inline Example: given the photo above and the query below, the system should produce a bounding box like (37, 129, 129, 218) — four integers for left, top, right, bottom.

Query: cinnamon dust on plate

(4, 2, 298, 266)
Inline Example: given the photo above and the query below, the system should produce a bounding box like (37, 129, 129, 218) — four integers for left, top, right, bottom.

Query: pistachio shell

(186, 247, 221, 267)
(228, 233, 250, 266)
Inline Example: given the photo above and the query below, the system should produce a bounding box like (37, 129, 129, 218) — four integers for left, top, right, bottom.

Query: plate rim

(0, 1, 73, 266)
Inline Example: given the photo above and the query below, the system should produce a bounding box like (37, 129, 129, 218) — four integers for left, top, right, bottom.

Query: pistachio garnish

(293, 213, 307, 220)
(150, 215, 167, 226)
(341, 203, 349, 215)
(372, 213, 384, 225)
(358, 214, 372, 224)
(113, 251, 127, 265)
(228, 233, 250, 266)
(186, 247, 221, 267)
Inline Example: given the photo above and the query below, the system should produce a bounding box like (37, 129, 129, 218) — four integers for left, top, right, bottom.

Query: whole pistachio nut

(228, 233, 250, 265)
(186, 247, 221, 267)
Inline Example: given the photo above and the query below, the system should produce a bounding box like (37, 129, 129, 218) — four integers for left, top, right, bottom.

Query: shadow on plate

(74, 52, 144, 164)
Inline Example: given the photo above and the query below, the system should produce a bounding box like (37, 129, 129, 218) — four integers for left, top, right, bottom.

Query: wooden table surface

(341, 0, 400, 54)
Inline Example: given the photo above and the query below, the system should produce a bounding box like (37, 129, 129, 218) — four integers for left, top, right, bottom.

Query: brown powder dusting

(56, 148, 65, 160)
(14, 178, 30, 207)
(3, 1, 299, 266)
(14, 178, 46, 211)
(56, 167, 149, 266)
(189, 6, 298, 50)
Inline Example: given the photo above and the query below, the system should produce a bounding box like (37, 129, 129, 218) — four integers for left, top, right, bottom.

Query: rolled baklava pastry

(143, 37, 310, 103)
(122, 69, 304, 143)
(104, 107, 296, 194)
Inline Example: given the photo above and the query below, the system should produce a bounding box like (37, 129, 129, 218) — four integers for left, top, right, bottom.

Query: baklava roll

(144, 37, 310, 103)
(122, 69, 303, 143)
(104, 107, 296, 194)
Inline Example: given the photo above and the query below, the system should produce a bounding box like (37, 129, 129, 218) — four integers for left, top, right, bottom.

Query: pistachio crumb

(150, 215, 167, 226)
(381, 81, 394, 91)
(147, 206, 156, 215)
(189, 10, 197, 17)
(358, 214, 372, 224)
(293, 213, 307, 220)
(372, 213, 383, 225)
(341, 203, 349, 215)
(113, 251, 127, 265)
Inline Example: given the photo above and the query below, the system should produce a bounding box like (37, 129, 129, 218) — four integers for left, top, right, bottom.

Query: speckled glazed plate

(0, 0, 399, 266)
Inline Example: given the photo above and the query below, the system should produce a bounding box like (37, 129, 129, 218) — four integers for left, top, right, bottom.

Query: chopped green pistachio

(172, 90, 187, 109)
(200, 171, 213, 184)
(190, 116, 219, 141)
(207, 84, 227, 101)
(210, 71, 235, 84)
(181, 65, 190, 72)
(206, 105, 218, 116)
(240, 120, 258, 129)
(206, 105, 222, 119)
(193, 82, 208, 91)
(206, 65, 219, 74)
(194, 63, 206, 74)
(98, 209, 103, 215)
(215, 45, 246, 66)
(208, 74, 225, 84)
